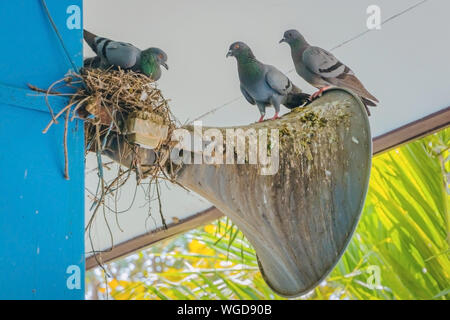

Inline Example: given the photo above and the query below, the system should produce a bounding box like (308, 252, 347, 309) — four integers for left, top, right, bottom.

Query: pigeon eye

(234, 44, 240, 49)
(158, 54, 163, 59)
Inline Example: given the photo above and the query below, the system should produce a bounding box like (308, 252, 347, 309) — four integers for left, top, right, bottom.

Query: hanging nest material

(29, 68, 178, 244)
(74, 68, 178, 238)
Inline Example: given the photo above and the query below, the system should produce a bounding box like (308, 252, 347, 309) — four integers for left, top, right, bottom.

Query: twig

(85, 168, 132, 232)
(156, 180, 168, 230)
(64, 108, 70, 180)
(71, 96, 90, 121)
(44, 77, 72, 123)
(42, 100, 77, 134)
(27, 83, 62, 95)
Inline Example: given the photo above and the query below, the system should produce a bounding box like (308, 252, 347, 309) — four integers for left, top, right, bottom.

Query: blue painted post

(0, 0, 84, 299)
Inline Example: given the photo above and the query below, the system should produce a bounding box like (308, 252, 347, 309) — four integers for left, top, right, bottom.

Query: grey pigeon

(227, 42, 310, 122)
(280, 29, 378, 115)
(83, 30, 168, 81)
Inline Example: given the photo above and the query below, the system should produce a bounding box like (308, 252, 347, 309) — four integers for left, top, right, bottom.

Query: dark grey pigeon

(227, 42, 310, 122)
(83, 30, 168, 81)
(83, 56, 101, 68)
(280, 29, 378, 115)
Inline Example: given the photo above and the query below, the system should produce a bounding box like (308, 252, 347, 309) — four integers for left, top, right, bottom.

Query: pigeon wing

(265, 66, 291, 95)
(302, 46, 348, 79)
(104, 42, 140, 69)
(303, 46, 378, 104)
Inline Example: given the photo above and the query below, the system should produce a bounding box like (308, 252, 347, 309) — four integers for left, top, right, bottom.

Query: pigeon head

(141, 48, 169, 70)
(279, 29, 307, 46)
(226, 42, 255, 61)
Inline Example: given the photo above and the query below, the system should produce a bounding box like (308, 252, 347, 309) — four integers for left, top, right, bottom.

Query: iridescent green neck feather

(236, 49, 263, 79)
(140, 52, 159, 79)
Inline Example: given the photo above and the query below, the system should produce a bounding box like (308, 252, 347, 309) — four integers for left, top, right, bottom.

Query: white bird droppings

(139, 91, 148, 101)
(352, 136, 359, 144)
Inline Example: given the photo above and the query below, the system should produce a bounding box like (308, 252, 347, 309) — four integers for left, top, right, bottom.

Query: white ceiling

(84, 0, 450, 254)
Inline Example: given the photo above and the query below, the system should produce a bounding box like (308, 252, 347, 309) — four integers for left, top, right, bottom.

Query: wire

(40, 0, 79, 72)
(191, 0, 431, 122)
(190, 96, 243, 123)
(329, 0, 429, 52)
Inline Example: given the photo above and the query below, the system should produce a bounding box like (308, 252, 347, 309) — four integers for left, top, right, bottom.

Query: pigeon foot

(270, 112, 280, 121)
(311, 86, 332, 100)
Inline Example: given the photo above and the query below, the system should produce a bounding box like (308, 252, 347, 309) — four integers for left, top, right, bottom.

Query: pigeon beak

(279, 38, 286, 44)
(162, 62, 169, 70)
(226, 50, 233, 58)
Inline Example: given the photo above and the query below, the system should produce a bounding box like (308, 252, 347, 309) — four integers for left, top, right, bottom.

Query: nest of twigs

(77, 68, 177, 180)
(78, 68, 172, 125)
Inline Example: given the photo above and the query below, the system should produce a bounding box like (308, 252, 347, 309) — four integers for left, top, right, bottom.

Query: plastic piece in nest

(124, 111, 169, 149)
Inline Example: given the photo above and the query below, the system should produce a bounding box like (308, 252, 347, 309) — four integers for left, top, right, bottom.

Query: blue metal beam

(0, 83, 70, 114)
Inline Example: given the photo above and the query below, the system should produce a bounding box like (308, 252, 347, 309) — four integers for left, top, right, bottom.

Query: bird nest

(77, 68, 177, 180)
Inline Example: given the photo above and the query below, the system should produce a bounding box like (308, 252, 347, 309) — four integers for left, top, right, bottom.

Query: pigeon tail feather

(361, 97, 376, 107)
(362, 102, 372, 116)
(331, 74, 379, 104)
(283, 86, 310, 109)
(83, 29, 98, 53)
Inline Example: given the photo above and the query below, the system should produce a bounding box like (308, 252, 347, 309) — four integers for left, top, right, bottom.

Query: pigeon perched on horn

(227, 41, 310, 122)
(280, 29, 378, 115)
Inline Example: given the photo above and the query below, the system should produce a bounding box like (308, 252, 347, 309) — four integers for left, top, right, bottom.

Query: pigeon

(280, 29, 378, 115)
(83, 30, 168, 81)
(226, 42, 310, 122)
(83, 56, 101, 68)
